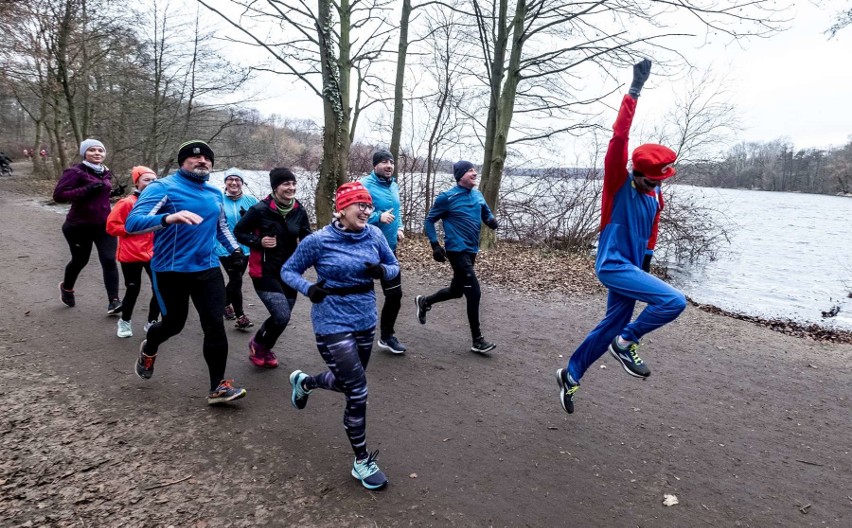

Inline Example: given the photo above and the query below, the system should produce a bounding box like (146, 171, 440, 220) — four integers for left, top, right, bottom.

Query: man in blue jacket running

(361, 149, 407, 354)
(126, 140, 248, 405)
(416, 161, 499, 354)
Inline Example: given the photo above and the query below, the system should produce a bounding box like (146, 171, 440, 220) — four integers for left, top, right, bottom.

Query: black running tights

(119, 262, 160, 323)
(219, 256, 248, 316)
(425, 251, 482, 339)
(61, 221, 119, 300)
(146, 268, 228, 391)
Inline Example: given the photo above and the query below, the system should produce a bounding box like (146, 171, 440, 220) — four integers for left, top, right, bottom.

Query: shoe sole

(207, 388, 247, 405)
(414, 296, 426, 325)
(470, 343, 496, 354)
(107, 308, 122, 316)
(117, 332, 133, 338)
(607, 345, 650, 379)
(555, 369, 574, 414)
(351, 470, 388, 490)
(377, 340, 406, 355)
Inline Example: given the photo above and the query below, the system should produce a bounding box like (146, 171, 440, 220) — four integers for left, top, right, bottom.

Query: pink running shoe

(264, 349, 279, 369)
(248, 336, 268, 367)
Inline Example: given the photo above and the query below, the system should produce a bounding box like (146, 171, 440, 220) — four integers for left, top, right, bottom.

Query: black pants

(425, 251, 482, 340)
(61, 221, 119, 300)
(219, 256, 248, 317)
(119, 262, 160, 323)
(379, 270, 402, 338)
(146, 268, 228, 391)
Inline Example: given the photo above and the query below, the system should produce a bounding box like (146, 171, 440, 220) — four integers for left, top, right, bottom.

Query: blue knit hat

(223, 167, 244, 183)
(453, 160, 475, 181)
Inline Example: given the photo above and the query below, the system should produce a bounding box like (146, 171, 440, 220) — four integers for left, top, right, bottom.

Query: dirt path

(0, 189, 849, 527)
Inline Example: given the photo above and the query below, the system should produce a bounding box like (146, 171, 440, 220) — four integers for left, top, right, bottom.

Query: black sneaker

(377, 335, 407, 355)
(135, 340, 156, 380)
(608, 337, 651, 378)
(59, 282, 75, 307)
(555, 368, 580, 414)
(415, 295, 430, 325)
(107, 299, 123, 316)
(470, 337, 496, 354)
(235, 314, 254, 330)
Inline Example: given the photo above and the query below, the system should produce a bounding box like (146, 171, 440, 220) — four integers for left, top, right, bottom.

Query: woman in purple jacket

(53, 139, 123, 313)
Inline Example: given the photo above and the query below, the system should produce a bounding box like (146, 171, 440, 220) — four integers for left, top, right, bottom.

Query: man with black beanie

(416, 160, 499, 354)
(361, 148, 407, 354)
(126, 139, 248, 405)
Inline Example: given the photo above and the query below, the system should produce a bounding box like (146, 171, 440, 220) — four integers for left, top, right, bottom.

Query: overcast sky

(243, 0, 851, 153)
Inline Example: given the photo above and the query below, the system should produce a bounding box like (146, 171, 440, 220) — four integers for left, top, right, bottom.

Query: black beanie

(372, 149, 393, 167)
(269, 167, 296, 189)
(453, 160, 475, 181)
(177, 140, 215, 167)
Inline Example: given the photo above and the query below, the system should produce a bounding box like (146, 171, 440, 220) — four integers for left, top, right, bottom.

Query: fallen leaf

(409, 473, 417, 479)
(663, 494, 679, 507)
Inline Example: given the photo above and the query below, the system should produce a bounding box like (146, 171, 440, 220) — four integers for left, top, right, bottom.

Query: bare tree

(197, 0, 396, 225)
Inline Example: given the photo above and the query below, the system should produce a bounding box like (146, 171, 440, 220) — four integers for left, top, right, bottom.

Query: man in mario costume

(556, 59, 687, 415)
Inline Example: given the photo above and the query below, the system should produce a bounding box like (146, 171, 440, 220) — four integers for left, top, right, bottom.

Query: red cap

(632, 144, 677, 180)
(335, 181, 372, 212)
(131, 166, 156, 185)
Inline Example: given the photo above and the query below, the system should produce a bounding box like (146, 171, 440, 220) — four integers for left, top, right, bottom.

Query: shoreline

(9, 159, 850, 345)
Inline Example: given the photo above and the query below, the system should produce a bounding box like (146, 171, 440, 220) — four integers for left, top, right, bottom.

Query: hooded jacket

(215, 192, 258, 257)
(361, 171, 401, 251)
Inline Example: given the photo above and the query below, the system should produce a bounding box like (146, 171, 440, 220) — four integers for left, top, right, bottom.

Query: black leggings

(61, 221, 119, 300)
(303, 329, 375, 459)
(425, 251, 482, 339)
(379, 270, 402, 338)
(146, 268, 228, 391)
(219, 256, 248, 316)
(253, 278, 297, 349)
(119, 262, 160, 323)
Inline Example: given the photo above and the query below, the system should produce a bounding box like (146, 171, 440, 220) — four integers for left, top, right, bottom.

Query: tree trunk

(389, 0, 411, 174)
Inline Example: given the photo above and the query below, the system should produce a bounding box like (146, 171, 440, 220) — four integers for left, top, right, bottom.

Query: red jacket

(106, 194, 154, 263)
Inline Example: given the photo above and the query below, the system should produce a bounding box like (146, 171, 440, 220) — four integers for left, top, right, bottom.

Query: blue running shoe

(351, 450, 388, 490)
(207, 379, 247, 405)
(555, 368, 580, 414)
(608, 337, 651, 378)
(289, 370, 312, 409)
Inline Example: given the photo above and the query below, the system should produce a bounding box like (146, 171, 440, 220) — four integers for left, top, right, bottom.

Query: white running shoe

(117, 319, 133, 338)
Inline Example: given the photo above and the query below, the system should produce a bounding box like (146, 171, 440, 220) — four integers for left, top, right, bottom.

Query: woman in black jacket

(234, 168, 312, 368)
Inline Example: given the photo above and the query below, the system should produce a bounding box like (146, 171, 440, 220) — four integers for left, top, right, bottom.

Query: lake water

(103, 169, 852, 331)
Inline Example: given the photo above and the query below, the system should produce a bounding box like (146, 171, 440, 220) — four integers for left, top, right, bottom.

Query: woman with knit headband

(53, 138, 124, 314)
(281, 181, 399, 490)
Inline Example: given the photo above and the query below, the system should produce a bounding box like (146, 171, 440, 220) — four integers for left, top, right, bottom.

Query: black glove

(642, 253, 652, 273)
(239, 206, 246, 217)
(430, 241, 446, 263)
(364, 262, 384, 280)
(224, 248, 246, 271)
(629, 59, 652, 97)
(485, 217, 499, 230)
(85, 182, 105, 195)
(110, 183, 127, 197)
(307, 279, 329, 304)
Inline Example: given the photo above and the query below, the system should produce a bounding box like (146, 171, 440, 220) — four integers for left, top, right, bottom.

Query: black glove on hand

(430, 241, 446, 263)
(109, 183, 126, 197)
(307, 279, 329, 304)
(225, 249, 246, 271)
(485, 217, 499, 230)
(642, 253, 652, 273)
(364, 262, 384, 280)
(85, 182, 105, 195)
(629, 58, 652, 97)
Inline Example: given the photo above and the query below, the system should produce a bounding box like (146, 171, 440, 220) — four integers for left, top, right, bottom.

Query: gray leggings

(253, 279, 297, 349)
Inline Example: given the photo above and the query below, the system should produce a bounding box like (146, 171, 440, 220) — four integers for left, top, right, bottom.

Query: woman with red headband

(281, 181, 399, 490)
(556, 59, 687, 415)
